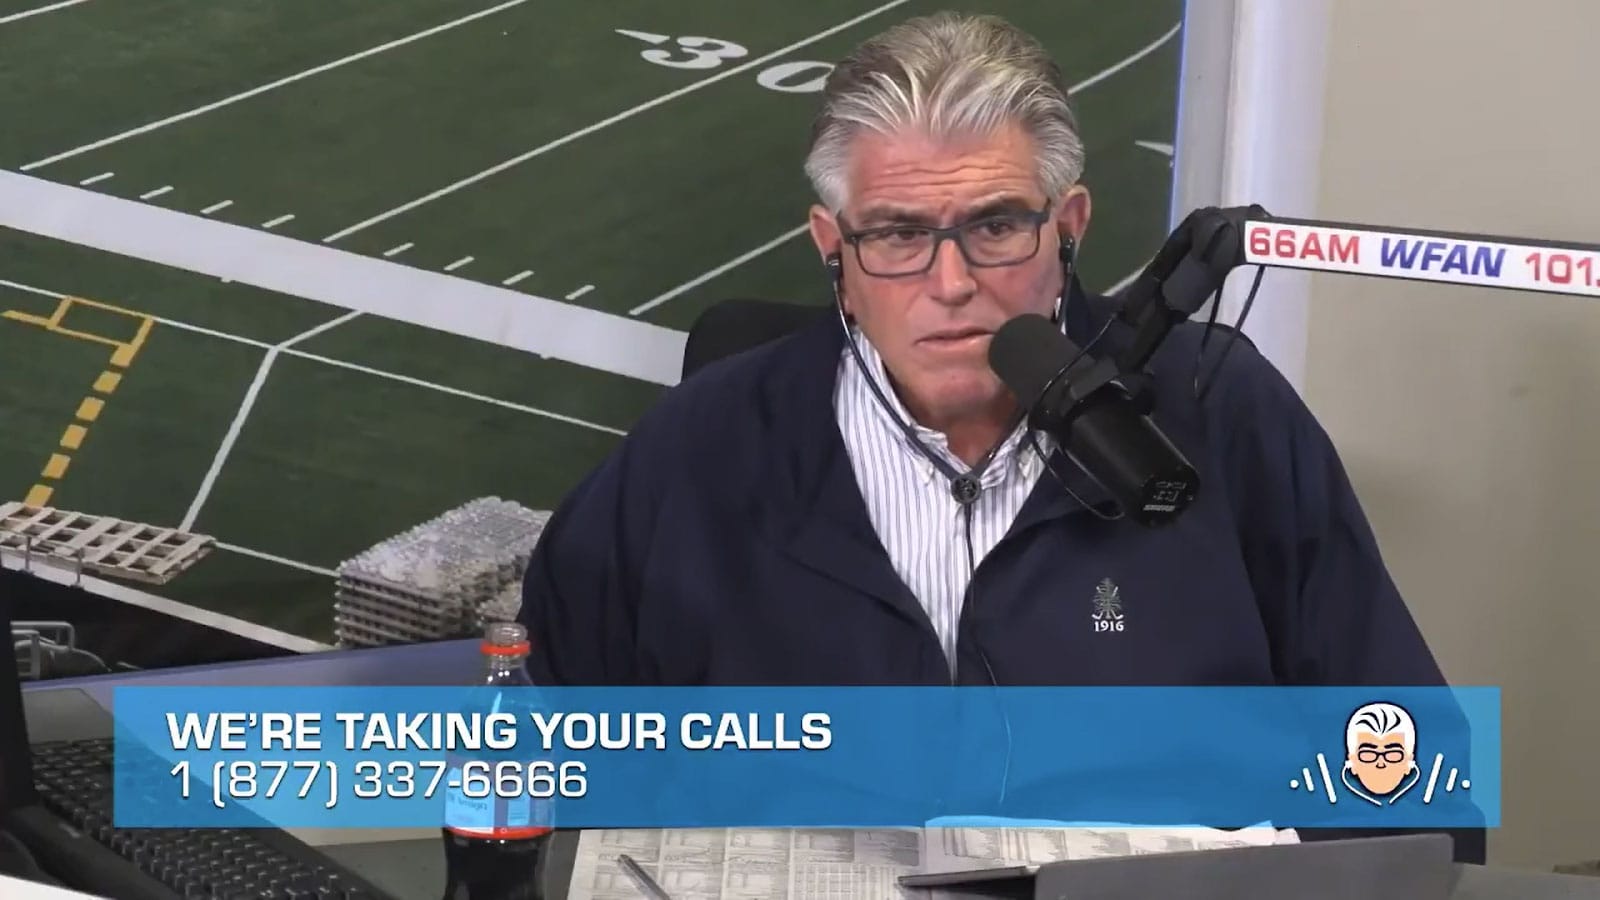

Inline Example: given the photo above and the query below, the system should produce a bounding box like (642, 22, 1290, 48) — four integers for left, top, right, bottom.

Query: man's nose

(926, 237, 977, 304)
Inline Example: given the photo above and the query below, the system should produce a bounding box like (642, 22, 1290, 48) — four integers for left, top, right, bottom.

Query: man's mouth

(920, 327, 991, 347)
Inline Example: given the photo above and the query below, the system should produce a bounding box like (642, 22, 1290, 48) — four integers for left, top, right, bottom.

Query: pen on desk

(617, 853, 673, 900)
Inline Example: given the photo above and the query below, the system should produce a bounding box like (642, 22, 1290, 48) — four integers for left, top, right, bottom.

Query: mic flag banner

(111, 686, 1498, 830)
(1242, 216, 1600, 299)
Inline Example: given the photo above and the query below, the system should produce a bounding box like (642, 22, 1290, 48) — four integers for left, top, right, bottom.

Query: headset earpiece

(826, 251, 851, 322)
(1058, 235, 1076, 268)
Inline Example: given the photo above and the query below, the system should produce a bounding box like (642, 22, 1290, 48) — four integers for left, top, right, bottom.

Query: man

(518, 12, 1481, 861)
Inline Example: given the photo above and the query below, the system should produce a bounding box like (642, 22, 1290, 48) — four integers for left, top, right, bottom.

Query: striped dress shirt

(833, 329, 1053, 673)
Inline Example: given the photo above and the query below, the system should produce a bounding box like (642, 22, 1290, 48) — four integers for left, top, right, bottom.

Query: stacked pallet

(332, 497, 551, 648)
(0, 501, 213, 584)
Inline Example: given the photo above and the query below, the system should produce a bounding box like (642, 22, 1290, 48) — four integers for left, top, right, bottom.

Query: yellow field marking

(2, 309, 54, 327)
(6, 293, 156, 505)
(75, 396, 104, 421)
(42, 454, 70, 479)
(110, 316, 153, 367)
(53, 324, 128, 350)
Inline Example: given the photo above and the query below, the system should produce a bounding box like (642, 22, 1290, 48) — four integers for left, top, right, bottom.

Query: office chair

(681, 298, 828, 380)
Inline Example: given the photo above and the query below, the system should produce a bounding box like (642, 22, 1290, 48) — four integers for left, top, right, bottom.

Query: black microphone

(989, 314, 1200, 526)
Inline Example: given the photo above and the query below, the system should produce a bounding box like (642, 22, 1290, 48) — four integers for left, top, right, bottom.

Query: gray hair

(1347, 702, 1416, 754)
(803, 12, 1085, 213)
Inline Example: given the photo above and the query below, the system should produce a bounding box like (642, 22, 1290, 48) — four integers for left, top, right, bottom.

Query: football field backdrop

(0, 0, 1184, 644)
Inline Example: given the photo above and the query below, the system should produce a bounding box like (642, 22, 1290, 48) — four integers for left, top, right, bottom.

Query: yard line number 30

(618, 29, 834, 93)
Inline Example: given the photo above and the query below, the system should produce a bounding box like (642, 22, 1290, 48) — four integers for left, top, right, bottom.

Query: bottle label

(442, 757, 553, 840)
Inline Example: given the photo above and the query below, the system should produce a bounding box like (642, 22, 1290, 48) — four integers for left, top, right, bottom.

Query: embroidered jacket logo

(1091, 578, 1125, 633)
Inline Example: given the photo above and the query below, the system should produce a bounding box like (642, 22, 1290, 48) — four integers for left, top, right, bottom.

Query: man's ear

(808, 204, 841, 272)
(1055, 183, 1092, 251)
(808, 204, 850, 312)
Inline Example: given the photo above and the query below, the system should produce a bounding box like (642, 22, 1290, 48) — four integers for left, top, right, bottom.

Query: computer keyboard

(26, 737, 402, 900)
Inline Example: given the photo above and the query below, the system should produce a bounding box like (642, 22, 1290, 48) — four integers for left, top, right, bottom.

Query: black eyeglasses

(1356, 748, 1407, 764)
(838, 203, 1054, 278)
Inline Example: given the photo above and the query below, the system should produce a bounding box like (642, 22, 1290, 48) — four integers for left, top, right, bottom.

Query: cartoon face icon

(1340, 702, 1421, 805)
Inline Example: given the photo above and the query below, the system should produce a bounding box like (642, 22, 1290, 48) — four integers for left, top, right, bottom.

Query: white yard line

(288, 349, 627, 436)
(139, 185, 173, 200)
(261, 213, 295, 229)
(179, 309, 362, 532)
(77, 171, 113, 186)
(20, 0, 531, 171)
(444, 255, 474, 272)
(564, 284, 595, 301)
(382, 241, 414, 258)
(0, 170, 686, 385)
(216, 542, 338, 578)
(201, 199, 233, 215)
(0, 0, 89, 26)
(502, 269, 533, 286)
(629, 22, 1183, 316)
(320, 0, 913, 244)
(1071, 22, 1182, 94)
(631, 224, 809, 315)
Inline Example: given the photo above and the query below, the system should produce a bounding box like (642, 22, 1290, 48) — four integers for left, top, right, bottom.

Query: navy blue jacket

(518, 286, 1482, 860)
(521, 287, 1446, 690)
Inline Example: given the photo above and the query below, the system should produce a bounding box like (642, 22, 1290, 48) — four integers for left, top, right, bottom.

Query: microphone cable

(1191, 264, 1268, 403)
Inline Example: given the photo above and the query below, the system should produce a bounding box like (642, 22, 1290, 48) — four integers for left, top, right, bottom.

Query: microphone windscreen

(989, 313, 1082, 404)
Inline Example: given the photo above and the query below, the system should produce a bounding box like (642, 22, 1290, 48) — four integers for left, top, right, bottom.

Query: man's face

(809, 122, 1090, 428)
(1348, 730, 1414, 795)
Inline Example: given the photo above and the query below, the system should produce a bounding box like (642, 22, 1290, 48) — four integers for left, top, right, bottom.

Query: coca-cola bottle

(441, 622, 551, 900)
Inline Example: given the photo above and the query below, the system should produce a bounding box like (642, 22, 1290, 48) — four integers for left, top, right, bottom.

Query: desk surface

(18, 642, 1600, 900)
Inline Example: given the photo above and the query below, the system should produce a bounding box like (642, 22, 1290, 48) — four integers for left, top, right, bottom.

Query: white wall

(1300, 0, 1600, 871)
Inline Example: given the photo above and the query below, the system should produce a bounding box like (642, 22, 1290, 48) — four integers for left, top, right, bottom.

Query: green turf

(292, 314, 664, 434)
(1, 0, 1184, 643)
(27, 0, 883, 244)
(0, 0, 473, 167)
(0, 310, 114, 500)
(0, 309, 271, 526)
(192, 351, 626, 568)
(0, 0, 65, 17)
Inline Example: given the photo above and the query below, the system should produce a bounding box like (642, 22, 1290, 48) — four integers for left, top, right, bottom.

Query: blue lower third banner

(111, 686, 1499, 830)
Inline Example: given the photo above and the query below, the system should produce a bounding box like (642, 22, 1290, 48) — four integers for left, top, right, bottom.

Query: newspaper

(567, 825, 1299, 899)
(567, 827, 921, 899)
